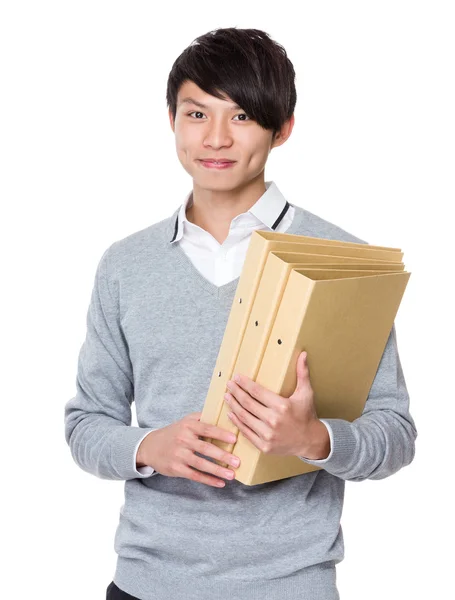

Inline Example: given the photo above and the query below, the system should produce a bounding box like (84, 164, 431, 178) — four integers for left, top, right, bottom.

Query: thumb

(293, 351, 309, 396)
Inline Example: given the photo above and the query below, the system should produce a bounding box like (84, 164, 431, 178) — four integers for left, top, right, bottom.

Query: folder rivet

(255, 320, 259, 326)
(238, 297, 242, 303)
(277, 339, 282, 344)
(218, 371, 222, 377)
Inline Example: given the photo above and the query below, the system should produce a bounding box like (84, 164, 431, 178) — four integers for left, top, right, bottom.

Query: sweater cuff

(110, 426, 158, 480)
(298, 418, 357, 474)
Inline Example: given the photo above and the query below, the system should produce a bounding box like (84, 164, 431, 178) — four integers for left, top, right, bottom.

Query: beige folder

(210, 252, 404, 462)
(199, 231, 408, 485)
(200, 232, 402, 428)
(227, 267, 410, 484)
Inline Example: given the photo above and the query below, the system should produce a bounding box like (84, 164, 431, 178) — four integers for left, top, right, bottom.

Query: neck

(186, 174, 267, 245)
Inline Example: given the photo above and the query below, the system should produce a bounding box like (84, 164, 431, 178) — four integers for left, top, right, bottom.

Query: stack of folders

(199, 230, 411, 486)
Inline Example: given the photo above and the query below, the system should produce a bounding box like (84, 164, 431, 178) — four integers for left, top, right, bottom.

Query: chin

(195, 179, 241, 191)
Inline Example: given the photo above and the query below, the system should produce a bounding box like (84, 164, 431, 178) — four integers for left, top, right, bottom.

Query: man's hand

(223, 351, 331, 460)
(136, 413, 243, 488)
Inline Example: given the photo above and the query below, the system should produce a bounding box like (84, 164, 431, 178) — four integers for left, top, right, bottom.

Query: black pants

(106, 580, 141, 600)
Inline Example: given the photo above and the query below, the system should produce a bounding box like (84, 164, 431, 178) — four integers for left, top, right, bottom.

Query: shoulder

(293, 204, 368, 245)
(101, 212, 176, 275)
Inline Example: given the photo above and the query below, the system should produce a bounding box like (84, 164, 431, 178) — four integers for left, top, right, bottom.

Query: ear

(271, 113, 295, 149)
(168, 107, 175, 132)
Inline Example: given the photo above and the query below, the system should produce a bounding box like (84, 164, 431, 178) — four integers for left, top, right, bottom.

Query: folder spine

(211, 254, 298, 462)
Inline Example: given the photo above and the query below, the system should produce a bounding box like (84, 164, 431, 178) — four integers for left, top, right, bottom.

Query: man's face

(169, 80, 292, 192)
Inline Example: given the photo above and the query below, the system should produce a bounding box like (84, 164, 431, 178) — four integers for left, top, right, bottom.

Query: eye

(187, 111, 206, 119)
(187, 111, 250, 121)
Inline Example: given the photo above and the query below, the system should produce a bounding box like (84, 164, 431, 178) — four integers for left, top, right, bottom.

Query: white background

(1, 1, 453, 599)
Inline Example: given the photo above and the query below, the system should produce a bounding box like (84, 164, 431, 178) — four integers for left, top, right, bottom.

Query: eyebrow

(179, 96, 242, 111)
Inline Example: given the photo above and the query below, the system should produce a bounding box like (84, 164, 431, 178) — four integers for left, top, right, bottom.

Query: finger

(194, 437, 241, 470)
(225, 382, 269, 422)
(295, 352, 312, 391)
(224, 391, 269, 440)
(185, 451, 236, 485)
(181, 465, 228, 488)
(227, 410, 266, 453)
(230, 374, 278, 408)
(196, 422, 237, 444)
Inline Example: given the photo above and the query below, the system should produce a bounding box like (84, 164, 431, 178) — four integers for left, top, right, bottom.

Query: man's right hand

(136, 412, 241, 488)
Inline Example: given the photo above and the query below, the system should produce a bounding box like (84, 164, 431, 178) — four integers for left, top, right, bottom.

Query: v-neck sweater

(64, 203, 417, 600)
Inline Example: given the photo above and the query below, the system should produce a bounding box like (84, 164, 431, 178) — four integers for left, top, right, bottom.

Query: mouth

(198, 159, 237, 169)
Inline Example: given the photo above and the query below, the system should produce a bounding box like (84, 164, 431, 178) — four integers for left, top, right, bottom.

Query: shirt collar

(169, 180, 291, 243)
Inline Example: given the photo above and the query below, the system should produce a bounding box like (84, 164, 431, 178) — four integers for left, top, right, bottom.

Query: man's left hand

(224, 351, 326, 458)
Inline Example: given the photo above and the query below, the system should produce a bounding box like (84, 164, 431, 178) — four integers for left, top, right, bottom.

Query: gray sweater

(64, 203, 417, 600)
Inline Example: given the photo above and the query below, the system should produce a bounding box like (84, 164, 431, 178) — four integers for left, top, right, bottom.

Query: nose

(203, 117, 234, 149)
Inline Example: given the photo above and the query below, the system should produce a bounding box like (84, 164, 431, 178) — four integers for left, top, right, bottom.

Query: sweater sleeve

(298, 323, 418, 481)
(64, 244, 158, 481)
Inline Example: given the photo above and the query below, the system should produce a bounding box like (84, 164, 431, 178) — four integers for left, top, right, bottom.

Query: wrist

(136, 455, 147, 468)
(136, 446, 147, 468)
(299, 419, 331, 460)
(136, 431, 154, 468)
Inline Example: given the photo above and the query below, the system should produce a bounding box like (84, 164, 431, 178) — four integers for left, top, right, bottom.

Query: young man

(64, 27, 417, 600)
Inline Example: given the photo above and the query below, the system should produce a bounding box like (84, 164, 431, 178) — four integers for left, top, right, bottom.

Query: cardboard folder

(200, 232, 402, 429)
(211, 253, 405, 464)
(199, 231, 409, 485)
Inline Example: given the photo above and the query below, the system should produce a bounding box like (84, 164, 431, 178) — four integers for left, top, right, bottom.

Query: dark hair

(166, 27, 297, 141)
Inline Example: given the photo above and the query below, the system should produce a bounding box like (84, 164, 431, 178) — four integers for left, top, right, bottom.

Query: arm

(64, 243, 158, 481)
(298, 324, 418, 481)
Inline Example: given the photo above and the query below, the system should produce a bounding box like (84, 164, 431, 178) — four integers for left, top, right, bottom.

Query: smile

(199, 160, 236, 170)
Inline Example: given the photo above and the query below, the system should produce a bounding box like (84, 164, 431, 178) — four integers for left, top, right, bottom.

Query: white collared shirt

(170, 180, 295, 285)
